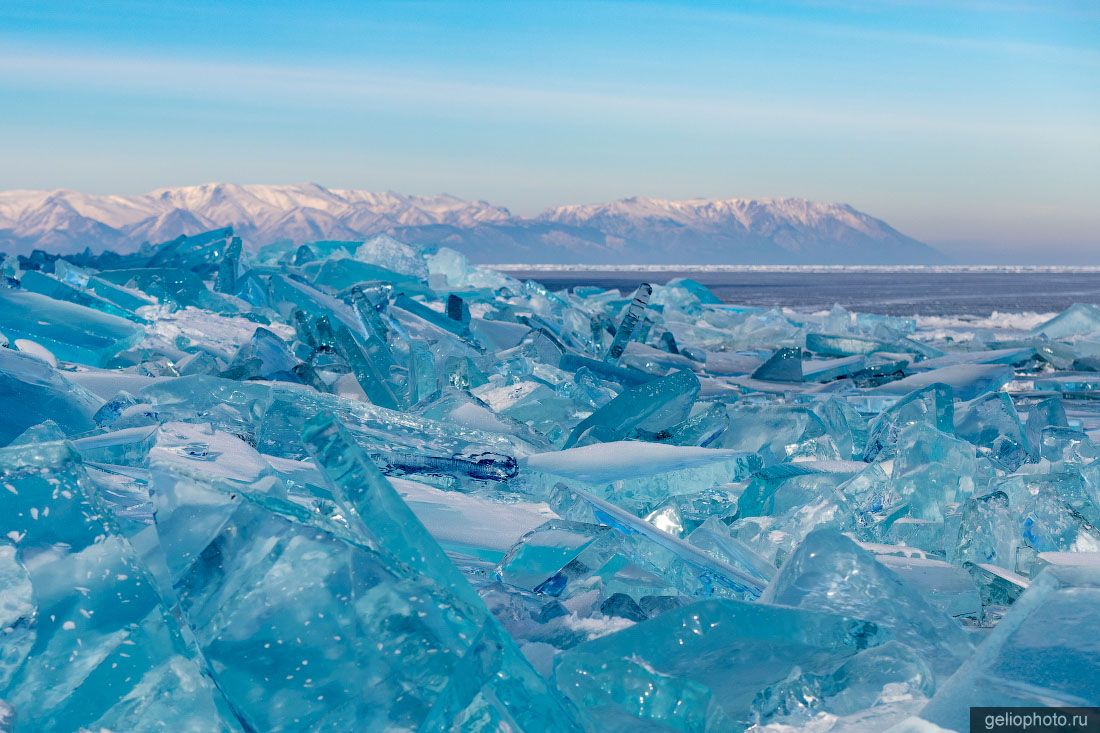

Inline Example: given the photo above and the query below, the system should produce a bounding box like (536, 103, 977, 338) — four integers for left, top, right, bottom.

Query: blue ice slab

(751, 346, 804, 383)
(523, 441, 760, 517)
(868, 363, 1013, 401)
(921, 565, 1100, 729)
(954, 391, 1030, 471)
(762, 529, 974, 676)
(0, 349, 101, 443)
(148, 417, 583, 731)
(563, 368, 700, 448)
(863, 383, 955, 461)
(17, 269, 147, 322)
(0, 287, 143, 366)
(553, 597, 884, 730)
(0, 439, 239, 732)
(1034, 303, 1100, 339)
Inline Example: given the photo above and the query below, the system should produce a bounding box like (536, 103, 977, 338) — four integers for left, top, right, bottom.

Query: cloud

(0, 44, 1092, 141)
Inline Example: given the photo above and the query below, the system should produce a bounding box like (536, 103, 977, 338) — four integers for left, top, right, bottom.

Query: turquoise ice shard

(751, 346, 804, 382)
(0, 439, 237, 732)
(308, 257, 418, 292)
(553, 597, 883, 730)
(872, 548, 981, 619)
(0, 543, 34, 691)
(406, 342, 439, 404)
(222, 325, 301, 382)
(496, 519, 621, 593)
(522, 441, 760, 517)
(685, 517, 776, 585)
(356, 234, 430, 280)
(0, 286, 143, 366)
(1024, 395, 1069, 455)
(302, 413, 484, 603)
(921, 565, 1100, 729)
(96, 267, 237, 312)
(751, 641, 934, 728)
(297, 413, 584, 730)
(761, 529, 974, 676)
(952, 490, 1023, 573)
(802, 354, 866, 383)
(562, 369, 700, 448)
(547, 483, 769, 599)
(890, 423, 986, 523)
(1034, 302, 1100, 339)
(863, 383, 954, 461)
(869, 363, 1012, 401)
(331, 322, 404, 409)
(665, 277, 721, 305)
(16, 269, 146, 322)
(215, 234, 243, 293)
(806, 332, 897, 357)
(954, 391, 1030, 471)
(0, 349, 101, 443)
(604, 282, 652, 364)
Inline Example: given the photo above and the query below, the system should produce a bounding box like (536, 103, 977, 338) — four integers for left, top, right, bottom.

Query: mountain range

(0, 183, 943, 264)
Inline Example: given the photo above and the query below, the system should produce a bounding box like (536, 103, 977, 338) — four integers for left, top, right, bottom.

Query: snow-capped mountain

(0, 183, 943, 264)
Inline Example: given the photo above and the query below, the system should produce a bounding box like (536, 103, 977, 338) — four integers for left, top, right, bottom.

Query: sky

(0, 0, 1097, 261)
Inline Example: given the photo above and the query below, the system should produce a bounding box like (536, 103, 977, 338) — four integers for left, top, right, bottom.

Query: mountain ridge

(0, 183, 943, 264)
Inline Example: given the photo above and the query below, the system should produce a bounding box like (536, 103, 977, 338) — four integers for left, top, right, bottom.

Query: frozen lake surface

(497, 267, 1100, 316)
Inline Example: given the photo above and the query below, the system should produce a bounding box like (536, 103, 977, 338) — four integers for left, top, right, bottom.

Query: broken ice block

(0, 349, 101, 443)
(718, 403, 829, 463)
(752, 641, 934, 728)
(762, 529, 974, 676)
(522, 441, 759, 516)
(751, 346, 804, 383)
(869, 363, 1012, 401)
(1034, 303, 1100, 339)
(921, 565, 1100, 729)
(890, 423, 986, 523)
(149, 416, 583, 731)
(604, 282, 652, 364)
(563, 368, 700, 448)
(0, 439, 237, 731)
(553, 597, 883, 730)
(546, 483, 768, 600)
(0, 286, 143, 366)
(221, 325, 301, 382)
(954, 391, 1030, 471)
(863, 383, 954, 461)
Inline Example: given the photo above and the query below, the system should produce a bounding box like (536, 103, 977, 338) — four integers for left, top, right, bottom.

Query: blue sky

(0, 1, 1097, 260)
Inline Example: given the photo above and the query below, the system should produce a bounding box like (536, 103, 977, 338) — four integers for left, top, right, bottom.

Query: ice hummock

(2, 227, 1100, 730)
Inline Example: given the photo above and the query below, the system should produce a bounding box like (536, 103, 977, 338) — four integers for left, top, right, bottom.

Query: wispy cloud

(1, 45, 1093, 141)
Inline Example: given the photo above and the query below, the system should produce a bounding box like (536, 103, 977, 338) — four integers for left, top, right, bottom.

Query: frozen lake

(496, 267, 1100, 316)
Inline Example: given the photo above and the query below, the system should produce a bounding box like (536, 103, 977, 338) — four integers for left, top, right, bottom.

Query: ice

(4, 226, 1100, 729)
(553, 598, 884, 730)
(751, 346, 804, 382)
(562, 368, 700, 448)
(523, 441, 759, 516)
(0, 287, 143, 366)
(863, 383, 954, 461)
(604, 282, 652, 364)
(0, 439, 236, 731)
(954, 392, 1030, 471)
(1034, 303, 1100, 339)
(868, 363, 1013, 401)
(761, 529, 974, 676)
(921, 565, 1100, 729)
(0, 349, 102, 443)
(752, 641, 934, 728)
